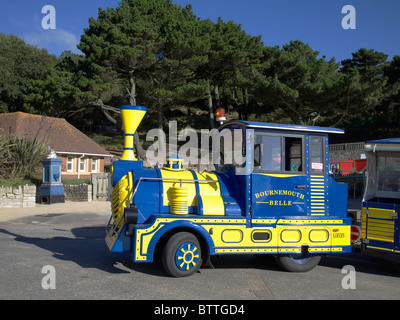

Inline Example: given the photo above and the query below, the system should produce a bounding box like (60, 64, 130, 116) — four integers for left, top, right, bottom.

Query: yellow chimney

(120, 105, 147, 161)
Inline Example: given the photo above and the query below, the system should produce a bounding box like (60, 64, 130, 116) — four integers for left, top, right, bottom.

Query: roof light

(216, 108, 226, 124)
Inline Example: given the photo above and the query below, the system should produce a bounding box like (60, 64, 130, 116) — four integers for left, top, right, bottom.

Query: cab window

(309, 135, 325, 174)
(254, 132, 303, 173)
(217, 128, 246, 169)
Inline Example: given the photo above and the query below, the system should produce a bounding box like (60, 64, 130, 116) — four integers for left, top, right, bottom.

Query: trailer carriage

(361, 138, 400, 268)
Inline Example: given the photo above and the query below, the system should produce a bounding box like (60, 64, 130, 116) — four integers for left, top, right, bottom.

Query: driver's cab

(216, 120, 347, 220)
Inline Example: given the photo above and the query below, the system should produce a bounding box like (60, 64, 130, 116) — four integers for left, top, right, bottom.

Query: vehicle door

(251, 131, 308, 219)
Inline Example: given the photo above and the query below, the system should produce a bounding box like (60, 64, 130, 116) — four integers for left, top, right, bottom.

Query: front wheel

(162, 232, 203, 277)
(275, 252, 321, 272)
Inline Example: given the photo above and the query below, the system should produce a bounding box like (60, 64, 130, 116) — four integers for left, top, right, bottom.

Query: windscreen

(364, 150, 400, 201)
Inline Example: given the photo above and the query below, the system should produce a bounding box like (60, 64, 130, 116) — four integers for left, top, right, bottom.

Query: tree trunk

(129, 75, 146, 160)
(214, 84, 220, 109)
(233, 86, 242, 120)
(158, 104, 163, 129)
(208, 79, 214, 129)
(134, 132, 145, 160)
(242, 88, 248, 120)
(129, 73, 136, 106)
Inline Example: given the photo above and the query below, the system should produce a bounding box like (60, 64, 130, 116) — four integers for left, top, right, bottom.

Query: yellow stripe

(161, 169, 197, 207)
(362, 207, 396, 220)
(252, 219, 277, 224)
(255, 173, 304, 178)
(278, 219, 342, 224)
(366, 245, 394, 252)
(195, 171, 225, 216)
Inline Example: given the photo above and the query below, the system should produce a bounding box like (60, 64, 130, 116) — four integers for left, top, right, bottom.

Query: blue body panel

(252, 174, 308, 218)
(132, 168, 162, 223)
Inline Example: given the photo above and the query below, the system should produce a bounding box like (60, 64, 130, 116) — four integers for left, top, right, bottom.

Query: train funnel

(120, 105, 147, 161)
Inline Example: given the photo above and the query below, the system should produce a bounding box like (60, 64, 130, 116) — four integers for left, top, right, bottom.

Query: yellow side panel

(361, 207, 395, 243)
(276, 226, 350, 248)
(196, 171, 225, 216)
(364, 207, 396, 220)
(160, 169, 197, 207)
(309, 229, 329, 242)
(222, 229, 243, 243)
(330, 225, 350, 247)
(280, 229, 302, 243)
(133, 218, 351, 261)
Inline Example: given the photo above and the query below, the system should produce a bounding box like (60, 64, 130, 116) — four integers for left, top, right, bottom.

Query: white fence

(329, 142, 365, 152)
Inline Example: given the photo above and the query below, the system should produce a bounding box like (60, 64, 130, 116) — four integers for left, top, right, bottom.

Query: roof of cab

(366, 137, 400, 144)
(220, 120, 344, 134)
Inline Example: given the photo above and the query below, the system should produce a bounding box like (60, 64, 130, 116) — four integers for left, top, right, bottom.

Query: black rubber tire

(276, 253, 321, 272)
(162, 232, 203, 277)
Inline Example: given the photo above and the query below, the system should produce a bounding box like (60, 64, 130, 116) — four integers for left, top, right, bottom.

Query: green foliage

(0, 34, 56, 113)
(62, 178, 90, 185)
(0, 133, 49, 182)
(88, 133, 124, 151)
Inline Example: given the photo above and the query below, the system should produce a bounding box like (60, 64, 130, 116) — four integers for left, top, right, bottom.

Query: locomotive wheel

(162, 232, 203, 277)
(275, 252, 321, 272)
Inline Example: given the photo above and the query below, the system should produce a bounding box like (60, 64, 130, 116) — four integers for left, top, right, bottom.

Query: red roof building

(0, 112, 113, 179)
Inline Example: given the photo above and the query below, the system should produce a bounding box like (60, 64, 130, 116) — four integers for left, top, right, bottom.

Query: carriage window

(309, 135, 324, 174)
(254, 133, 303, 172)
(376, 151, 400, 198)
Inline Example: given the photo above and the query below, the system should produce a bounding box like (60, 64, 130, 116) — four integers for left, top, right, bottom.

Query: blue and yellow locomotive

(106, 105, 351, 277)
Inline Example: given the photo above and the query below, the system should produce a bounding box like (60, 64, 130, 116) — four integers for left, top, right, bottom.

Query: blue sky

(0, 0, 399, 63)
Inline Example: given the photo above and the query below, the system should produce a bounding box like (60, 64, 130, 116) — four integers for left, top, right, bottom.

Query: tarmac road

(0, 201, 399, 301)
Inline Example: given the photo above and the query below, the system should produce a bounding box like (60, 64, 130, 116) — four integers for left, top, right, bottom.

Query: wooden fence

(91, 173, 111, 201)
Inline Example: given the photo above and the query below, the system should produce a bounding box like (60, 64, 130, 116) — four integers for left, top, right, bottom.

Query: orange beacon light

(216, 108, 226, 124)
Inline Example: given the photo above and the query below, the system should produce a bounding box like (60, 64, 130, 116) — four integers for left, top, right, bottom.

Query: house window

(92, 158, 98, 172)
(67, 157, 74, 172)
(79, 157, 86, 172)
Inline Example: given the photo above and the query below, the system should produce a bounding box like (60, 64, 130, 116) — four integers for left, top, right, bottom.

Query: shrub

(0, 133, 49, 182)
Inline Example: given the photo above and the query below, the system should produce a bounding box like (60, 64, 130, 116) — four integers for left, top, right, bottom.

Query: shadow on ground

(1, 225, 399, 278)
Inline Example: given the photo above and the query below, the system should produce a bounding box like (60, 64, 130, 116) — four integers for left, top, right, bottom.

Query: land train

(360, 138, 400, 269)
(106, 105, 351, 277)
